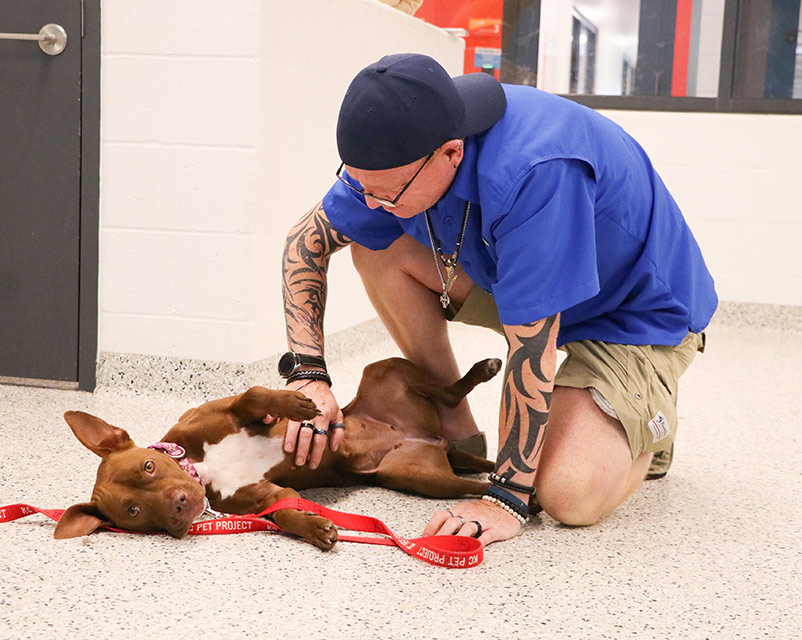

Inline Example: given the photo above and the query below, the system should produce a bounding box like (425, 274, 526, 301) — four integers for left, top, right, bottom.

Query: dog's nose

(172, 492, 188, 513)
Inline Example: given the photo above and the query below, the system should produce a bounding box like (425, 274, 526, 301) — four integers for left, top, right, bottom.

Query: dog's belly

(340, 419, 448, 473)
(193, 431, 287, 499)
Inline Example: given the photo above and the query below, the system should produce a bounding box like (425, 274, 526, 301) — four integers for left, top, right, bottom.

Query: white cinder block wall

(99, 0, 802, 366)
(99, 0, 462, 363)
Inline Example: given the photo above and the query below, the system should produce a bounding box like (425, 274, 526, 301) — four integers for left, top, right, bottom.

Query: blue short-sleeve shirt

(323, 85, 718, 347)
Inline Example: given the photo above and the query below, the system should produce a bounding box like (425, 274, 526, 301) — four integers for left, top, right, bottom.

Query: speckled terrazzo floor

(1, 318, 801, 640)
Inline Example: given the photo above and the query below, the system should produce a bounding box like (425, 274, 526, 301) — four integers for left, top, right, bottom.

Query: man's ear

(441, 138, 465, 168)
(53, 502, 110, 539)
(63, 411, 134, 458)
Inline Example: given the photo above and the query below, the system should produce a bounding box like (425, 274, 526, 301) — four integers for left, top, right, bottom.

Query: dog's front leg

(231, 387, 320, 424)
(213, 482, 338, 550)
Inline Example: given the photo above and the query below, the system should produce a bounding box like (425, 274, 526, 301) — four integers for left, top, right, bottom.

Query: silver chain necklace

(424, 202, 471, 309)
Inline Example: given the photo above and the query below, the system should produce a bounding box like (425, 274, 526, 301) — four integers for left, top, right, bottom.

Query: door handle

(0, 23, 67, 56)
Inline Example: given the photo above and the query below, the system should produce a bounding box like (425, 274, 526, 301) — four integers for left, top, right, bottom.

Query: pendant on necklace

(440, 264, 458, 308)
(425, 202, 471, 311)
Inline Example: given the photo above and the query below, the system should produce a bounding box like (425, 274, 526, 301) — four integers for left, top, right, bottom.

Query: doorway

(0, 0, 99, 390)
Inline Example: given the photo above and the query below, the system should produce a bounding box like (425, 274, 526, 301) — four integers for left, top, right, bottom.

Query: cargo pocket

(625, 346, 678, 455)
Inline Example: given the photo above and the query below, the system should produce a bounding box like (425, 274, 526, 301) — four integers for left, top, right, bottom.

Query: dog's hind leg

(372, 443, 491, 498)
(446, 447, 494, 474)
(412, 358, 502, 408)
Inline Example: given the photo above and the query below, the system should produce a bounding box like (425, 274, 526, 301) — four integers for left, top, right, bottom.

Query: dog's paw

(275, 391, 320, 422)
(273, 508, 338, 550)
(302, 513, 338, 551)
(474, 358, 503, 381)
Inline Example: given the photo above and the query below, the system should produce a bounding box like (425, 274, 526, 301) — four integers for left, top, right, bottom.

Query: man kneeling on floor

(278, 53, 718, 545)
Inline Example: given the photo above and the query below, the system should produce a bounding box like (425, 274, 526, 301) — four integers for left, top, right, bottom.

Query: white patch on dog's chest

(194, 432, 287, 499)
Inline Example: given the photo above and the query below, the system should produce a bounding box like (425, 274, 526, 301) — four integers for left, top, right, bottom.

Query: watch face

(278, 352, 298, 377)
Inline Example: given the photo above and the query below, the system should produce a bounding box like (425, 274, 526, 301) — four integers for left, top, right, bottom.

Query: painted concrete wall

(98, 0, 462, 362)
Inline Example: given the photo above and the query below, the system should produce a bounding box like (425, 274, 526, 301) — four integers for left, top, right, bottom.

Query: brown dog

(54, 357, 500, 548)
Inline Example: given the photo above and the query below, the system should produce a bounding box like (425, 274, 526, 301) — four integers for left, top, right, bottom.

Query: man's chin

(387, 206, 423, 219)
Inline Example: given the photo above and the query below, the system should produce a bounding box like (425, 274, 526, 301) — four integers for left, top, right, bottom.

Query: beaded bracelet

(489, 472, 535, 496)
(286, 370, 332, 387)
(481, 495, 528, 526)
(484, 485, 530, 525)
(486, 484, 529, 512)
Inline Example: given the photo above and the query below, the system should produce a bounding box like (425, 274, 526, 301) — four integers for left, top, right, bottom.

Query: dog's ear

(63, 411, 135, 458)
(53, 502, 110, 539)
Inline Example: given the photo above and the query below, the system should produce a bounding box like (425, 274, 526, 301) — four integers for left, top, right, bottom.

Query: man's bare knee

(536, 464, 628, 526)
(537, 481, 603, 526)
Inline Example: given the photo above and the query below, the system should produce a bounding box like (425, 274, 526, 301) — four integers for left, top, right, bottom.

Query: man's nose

(364, 195, 384, 210)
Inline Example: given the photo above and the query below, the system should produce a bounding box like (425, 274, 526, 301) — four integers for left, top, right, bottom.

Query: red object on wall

(671, 0, 694, 96)
(414, 0, 504, 78)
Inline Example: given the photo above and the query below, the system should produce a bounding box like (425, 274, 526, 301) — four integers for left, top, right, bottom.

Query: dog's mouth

(163, 491, 206, 538)
(167, 522, 194, 539)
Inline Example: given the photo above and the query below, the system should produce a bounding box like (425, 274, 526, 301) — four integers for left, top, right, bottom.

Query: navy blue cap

(336, 53, 506, 170)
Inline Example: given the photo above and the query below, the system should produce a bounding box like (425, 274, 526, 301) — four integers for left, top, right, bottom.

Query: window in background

(414, 0, 802, 112)
(622, 57, 635, 95)
(734, 0, 802, 99)
(503, 0, 725, 98)
(570, 10, 598, 94)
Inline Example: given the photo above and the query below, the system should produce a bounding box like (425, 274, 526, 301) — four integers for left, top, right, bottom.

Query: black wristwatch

(278, 352, 327, 378)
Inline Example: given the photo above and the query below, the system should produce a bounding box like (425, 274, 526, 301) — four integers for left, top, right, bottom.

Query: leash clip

(198, 498, 228, 520)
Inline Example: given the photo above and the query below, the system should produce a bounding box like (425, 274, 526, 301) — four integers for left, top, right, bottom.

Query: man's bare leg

(535, 386, 652, 524)
(350, 235, 480, 442)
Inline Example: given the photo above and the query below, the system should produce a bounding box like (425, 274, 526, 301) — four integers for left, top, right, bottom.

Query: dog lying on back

(55, 357, 500, 549)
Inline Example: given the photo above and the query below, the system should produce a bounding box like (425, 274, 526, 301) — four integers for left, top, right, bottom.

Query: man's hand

(423, 499, 523, 546)
(279, 379, 344, 469)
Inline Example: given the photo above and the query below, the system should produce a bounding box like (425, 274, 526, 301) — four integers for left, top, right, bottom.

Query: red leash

(0, 498, 483, 568)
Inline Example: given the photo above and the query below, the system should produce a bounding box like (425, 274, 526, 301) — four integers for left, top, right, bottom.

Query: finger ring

(446, 509, 456, 518)
(457, 515, 466, 525)
(313, 428, 328, 437)
(299, 422, 314, 430)
(470, 520, 483, 538)
(330, 423, 346, 430)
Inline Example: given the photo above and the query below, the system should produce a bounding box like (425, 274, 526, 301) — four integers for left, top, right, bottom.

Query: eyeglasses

(335, 152, 434, 208)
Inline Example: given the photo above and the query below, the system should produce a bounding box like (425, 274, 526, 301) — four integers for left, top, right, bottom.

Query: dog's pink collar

(147, 442, 203, 486)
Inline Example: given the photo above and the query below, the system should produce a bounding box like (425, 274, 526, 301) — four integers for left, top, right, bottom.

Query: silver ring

(299, 422, 314, 431)
(446, 509, 455, 518)
(313, 428, 328, 437)
(456, 515, 466, 525)
(330, 423, 346, 430)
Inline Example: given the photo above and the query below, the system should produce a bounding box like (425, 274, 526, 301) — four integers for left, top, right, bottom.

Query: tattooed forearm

(496, 314, 560, 485)
(281, 201, 351, 354)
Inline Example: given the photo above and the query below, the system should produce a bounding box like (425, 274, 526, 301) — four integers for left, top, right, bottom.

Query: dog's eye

(144, 460, 155, 473)
(128, 505, 141, 518)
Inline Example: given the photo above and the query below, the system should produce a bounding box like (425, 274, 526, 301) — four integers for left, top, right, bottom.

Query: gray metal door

(0, 0, 97, 388)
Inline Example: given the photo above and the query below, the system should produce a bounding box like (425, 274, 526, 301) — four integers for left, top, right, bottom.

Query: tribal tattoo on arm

(282, 201, 352, 354)
(496, 314, 560, 488)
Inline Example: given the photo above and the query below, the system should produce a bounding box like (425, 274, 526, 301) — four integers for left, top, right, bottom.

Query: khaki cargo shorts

(448, 286, 706, 460)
